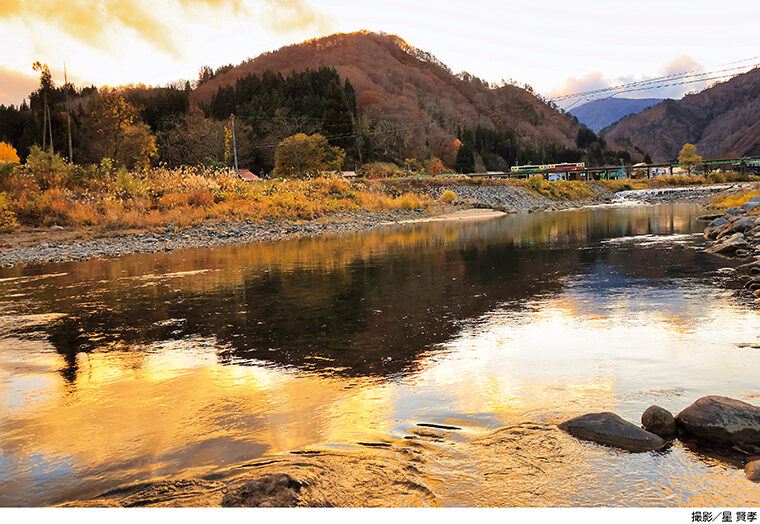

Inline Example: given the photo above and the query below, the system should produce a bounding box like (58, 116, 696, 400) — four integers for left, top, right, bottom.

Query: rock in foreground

(641, 405, 677, 437)
(676, 396, 760, 446)
(705, 232, 749, 255)
(221, 473, 302, 507)
(746, 460, 760, 481)
(558, 412, 666, 452)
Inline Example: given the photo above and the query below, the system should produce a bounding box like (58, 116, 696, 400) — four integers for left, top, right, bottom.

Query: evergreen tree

(454, 143, 475, 173)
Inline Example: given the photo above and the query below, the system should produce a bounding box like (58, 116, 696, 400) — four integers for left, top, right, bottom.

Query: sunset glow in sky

(1, 0, 758, 105)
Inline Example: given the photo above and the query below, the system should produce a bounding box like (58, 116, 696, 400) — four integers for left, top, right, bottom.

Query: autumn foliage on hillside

(192, 31, 582, 166)
(603, 67, 760, 162)
(1, 31, 639, 180)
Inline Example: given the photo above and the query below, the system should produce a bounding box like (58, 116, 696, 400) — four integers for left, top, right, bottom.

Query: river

(1, 203, 759, 506)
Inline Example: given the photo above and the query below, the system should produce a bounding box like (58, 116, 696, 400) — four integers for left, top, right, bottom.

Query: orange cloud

(0, 0, 179, 54)
(0, 66, 38, 106)
(0, 0, 332, 56)
(260, 0, 333, 35)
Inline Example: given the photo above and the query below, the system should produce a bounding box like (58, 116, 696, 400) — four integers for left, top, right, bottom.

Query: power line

(549, 57, 760, 103)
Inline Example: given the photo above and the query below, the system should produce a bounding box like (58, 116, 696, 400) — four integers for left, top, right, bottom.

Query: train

(510, 162, 585, 173)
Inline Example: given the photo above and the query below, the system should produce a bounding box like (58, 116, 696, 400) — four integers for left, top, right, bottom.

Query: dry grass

(0, 157, 430, 233)
(710, 189, 760, 209)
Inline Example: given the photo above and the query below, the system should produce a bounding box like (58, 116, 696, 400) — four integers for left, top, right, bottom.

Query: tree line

(1, 63, 635, 177)
(453, 125, 633, 173)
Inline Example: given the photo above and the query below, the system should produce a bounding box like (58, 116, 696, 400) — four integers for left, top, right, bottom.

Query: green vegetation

(204, 67, 360, 170)
(451, 125, 632, 174)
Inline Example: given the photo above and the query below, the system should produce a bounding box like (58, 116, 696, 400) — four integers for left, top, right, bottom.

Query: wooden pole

(231, 114, 239, 176)
(64, 62, 73, 163)
(48, 104, 54, 153)
(42, 92, 47, 151)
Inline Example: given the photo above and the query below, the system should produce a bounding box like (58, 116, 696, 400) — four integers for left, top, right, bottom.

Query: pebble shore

(0, 209, 429, 268)
(0, 182, 744, 268)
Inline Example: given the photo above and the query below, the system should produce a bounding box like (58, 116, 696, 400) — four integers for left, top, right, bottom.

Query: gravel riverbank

(0, 182, 748, 268)
(0, 209, 430, 268)
(613, 183, 750, 205)
(424, 182, 614, 212)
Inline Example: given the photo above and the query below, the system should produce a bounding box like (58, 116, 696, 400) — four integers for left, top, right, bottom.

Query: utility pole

(42, 91, 47, 151)
(231, 114, 239, 176)
(64, 62, 73, 163)
(33, 62, 53, 153)
(47, 103, 53, 154)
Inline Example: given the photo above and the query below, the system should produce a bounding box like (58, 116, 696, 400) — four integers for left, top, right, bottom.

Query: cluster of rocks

(703, 196, 760, 263)
(426, 183, 614, 213)
(0, 209, 428, 268)
(559, 396, 760, 481)
(615, 184, 743, 205)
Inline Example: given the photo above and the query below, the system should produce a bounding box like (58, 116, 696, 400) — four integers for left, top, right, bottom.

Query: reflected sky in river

(1, 204, 760, 506)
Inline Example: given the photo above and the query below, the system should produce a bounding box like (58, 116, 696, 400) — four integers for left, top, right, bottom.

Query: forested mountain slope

(603, 68, 760, 162)
(192, 31, 584, 166)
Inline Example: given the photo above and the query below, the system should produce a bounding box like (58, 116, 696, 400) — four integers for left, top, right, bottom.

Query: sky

(1, 0, 758, 107)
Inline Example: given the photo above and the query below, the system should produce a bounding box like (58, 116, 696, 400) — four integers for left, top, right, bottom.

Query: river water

(1, 203, 760, 507)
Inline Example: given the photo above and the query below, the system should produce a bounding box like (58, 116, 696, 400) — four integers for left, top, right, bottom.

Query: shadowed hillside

(602, 67, 760, 162)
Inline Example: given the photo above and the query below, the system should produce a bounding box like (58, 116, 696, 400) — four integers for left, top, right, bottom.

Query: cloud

(549, 55, 709, 106)
(260, 0, 334, 35)
(663, 54, 702, 74)
(0, 66, 39, 106)
(0, 0, 332, 56)
(0, 0, 180, 54)
(548, 72, 608, 99)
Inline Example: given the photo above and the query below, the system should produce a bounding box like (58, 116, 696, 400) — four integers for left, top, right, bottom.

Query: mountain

(569, 98, 663, 133)
(192, 31, 582, 165)
(602, 67, 760, 162)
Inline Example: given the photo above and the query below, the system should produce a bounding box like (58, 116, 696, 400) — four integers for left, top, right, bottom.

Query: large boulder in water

(676, 396, 760, 446)
(709, 217, 730, 228)
(704, 220, 730, 240)
(732, 217, 756, 233)
(641, 405, 677, 437)
(558, 412, 666, 452)
(222, 474, 302, 507)
(706, 233, 748, 255)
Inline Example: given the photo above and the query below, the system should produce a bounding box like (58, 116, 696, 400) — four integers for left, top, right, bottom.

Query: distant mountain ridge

(569, 98, 663, 133)
(602, 67, 760, 162)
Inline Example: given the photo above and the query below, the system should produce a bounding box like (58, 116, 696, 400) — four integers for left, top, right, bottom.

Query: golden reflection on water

(1, 203, 760, 506)
(1, 339, 401, 504)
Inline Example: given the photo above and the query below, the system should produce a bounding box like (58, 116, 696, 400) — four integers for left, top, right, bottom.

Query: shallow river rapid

(1, 203, 760, 506)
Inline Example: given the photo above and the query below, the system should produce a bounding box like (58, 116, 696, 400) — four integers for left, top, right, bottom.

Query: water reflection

(1, 203, 760, 506)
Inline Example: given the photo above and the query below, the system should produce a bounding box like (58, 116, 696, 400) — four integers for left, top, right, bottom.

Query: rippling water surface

(1, 204, 760, 506)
